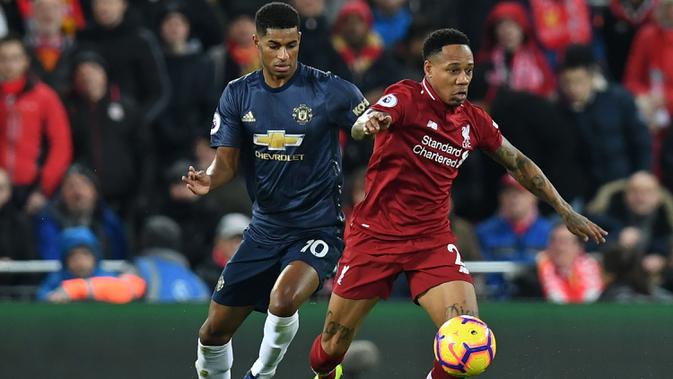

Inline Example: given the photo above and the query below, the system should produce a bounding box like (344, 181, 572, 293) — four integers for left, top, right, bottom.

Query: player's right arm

(183, 81, 243, 195)
(351, 109, 392, 140)
(351, 82, 411, 140)
(182, 147, 239, 195)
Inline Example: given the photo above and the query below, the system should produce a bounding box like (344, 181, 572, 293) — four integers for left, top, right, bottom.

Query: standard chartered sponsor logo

(412, 135, 469, 168)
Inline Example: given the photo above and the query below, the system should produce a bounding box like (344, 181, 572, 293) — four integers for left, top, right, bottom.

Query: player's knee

(198, 319, 232, 346)
(268, 289, 301, 317)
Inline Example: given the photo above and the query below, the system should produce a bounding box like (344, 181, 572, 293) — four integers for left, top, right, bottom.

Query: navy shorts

(211, 229, 343, 312)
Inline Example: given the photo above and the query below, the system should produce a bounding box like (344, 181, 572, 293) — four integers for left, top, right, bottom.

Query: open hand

(562, 211, 608, 244)
(181, 166, 211, 196)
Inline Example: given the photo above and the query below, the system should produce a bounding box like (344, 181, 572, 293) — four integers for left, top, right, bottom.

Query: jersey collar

(421, 77, 464, 113)
(259, 63, 303, 93)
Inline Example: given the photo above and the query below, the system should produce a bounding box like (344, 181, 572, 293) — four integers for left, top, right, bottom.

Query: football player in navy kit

(182, 3, 368, 379)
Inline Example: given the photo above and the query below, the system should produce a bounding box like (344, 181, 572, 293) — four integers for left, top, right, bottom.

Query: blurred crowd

(0, 0, 673, 304)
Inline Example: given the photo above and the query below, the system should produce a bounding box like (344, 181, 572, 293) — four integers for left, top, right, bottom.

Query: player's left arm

(485, 137, 608, 244)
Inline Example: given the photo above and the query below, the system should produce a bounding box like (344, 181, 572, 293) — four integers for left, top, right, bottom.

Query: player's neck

(262, 66, 298, 89)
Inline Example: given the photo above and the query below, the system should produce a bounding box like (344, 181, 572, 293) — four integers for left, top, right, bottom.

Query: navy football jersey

(210, 64, 368, 243)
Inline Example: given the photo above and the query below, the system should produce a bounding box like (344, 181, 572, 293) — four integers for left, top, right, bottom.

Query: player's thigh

(199, 300, 255, 345)
(417, 281, 478, 328)
(320, 293, 379, 355)
(268, 260, 320, 316)
(280, 232, 342, 292)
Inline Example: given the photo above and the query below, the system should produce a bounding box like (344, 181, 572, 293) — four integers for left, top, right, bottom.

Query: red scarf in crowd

(537, 252, 603, 303)
(332, 33, 383, 75)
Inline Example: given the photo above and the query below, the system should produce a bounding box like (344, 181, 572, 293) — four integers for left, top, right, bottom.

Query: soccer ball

(433, 315, 496, 377)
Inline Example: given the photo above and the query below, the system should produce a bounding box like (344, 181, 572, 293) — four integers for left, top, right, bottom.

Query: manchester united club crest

(292, 104, 313, 125)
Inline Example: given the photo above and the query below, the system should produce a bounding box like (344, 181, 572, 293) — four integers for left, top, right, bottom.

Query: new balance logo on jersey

(462, 124, 472, 148)
(426, 120, 438, 130)
(336, 265, 350, 286)
(242, 111, 256, 122)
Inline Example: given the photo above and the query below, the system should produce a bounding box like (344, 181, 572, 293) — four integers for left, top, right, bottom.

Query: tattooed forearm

(322, 312, 354, 345)
(446, 303, 478, 319)
(487, 138, 572, 217)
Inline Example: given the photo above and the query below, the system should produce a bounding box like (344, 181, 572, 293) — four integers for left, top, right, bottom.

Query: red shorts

(332, 226, 473, 301)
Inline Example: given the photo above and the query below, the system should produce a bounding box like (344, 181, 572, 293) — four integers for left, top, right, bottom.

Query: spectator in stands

(155, 2, 216, 164)
(473, 1, 555, 104)
(225, 14, 260, 76)
(331, 0, 403, 99)
(600, 244, 673, 302)
(528, 0, 596, 66)
(36, 226, 116, 301)
(0, 35, 71, 213)
(292, 0, 351, 79)
(130, 215, 210, 302)
(0, 168, 38, 288)
(394, 19, 432, 82)
(197, 213, 250, 290)
(587, 171, 673, 280)
(371, 0, 412, 48)
(23, 0, 78, 94)
(477, 174, 552, 298)
(35, 164, 129, 260)
(135, 0, 224, 51)
(64, 51, 149, 218)
(600, 0, 657, 81)
(537, 224, 603, 303)
(77, 0, 169, 127)
(624, 0, 673, 133)
(158, 160, 220, 266)
(486, 90, 585, 210)
(557, 44, 651, 201)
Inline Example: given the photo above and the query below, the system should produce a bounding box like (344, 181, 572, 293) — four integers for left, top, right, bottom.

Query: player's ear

(252, 33, 260, 48)
(423, 59, 433, 78)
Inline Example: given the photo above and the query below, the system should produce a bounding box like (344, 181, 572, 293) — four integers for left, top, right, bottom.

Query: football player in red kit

(309, 28, 608, 379)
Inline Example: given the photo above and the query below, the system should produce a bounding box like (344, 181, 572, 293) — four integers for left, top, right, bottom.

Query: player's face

(254, 27, 301, 79)
(424, 45, 474, 106)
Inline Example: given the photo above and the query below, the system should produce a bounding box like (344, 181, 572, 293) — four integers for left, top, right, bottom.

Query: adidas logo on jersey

(242, 111, 256, 122)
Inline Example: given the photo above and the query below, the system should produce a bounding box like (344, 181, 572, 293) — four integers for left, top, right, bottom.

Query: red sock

(309, 335, 344, 378)
(431, 360, 462, 379)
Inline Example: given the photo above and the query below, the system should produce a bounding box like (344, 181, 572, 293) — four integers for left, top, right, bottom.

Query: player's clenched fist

(181, 165, 211, 195)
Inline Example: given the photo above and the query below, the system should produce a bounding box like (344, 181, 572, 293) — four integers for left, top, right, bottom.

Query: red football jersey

(350, 78, 503, 249)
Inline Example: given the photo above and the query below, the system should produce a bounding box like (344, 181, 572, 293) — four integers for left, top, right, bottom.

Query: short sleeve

(326, 76, 369, 132)
(210, 83, 242, 148)
(473, 107, 503, 152)
(369, 82, 412, 125)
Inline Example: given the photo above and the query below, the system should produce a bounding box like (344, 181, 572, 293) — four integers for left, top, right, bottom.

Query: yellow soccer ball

(433, 315, 496, 377)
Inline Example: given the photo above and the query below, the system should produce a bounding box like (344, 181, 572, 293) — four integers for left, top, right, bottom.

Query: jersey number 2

(448, 243, 469, 274)
(301, 239, 329, 258)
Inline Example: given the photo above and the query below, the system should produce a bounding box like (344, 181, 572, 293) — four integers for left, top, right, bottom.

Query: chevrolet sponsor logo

(253, 130, 304, 151)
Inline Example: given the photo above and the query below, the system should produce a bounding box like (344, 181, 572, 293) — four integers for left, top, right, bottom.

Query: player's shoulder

(302, 64, 356, 91)
(461, 100, 498, 126)
(386, 79, 421, 94)
(224, 70, 260, 94)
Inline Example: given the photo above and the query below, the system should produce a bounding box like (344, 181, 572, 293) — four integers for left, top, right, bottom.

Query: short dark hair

(422, 28, 470, 60)
(255, 2, 300, 36)
(558, 44, 596, 72)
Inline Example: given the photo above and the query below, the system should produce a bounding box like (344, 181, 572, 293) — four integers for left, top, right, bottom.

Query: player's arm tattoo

(485, 137, 572, 218)
(322, 311, 355, 345)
